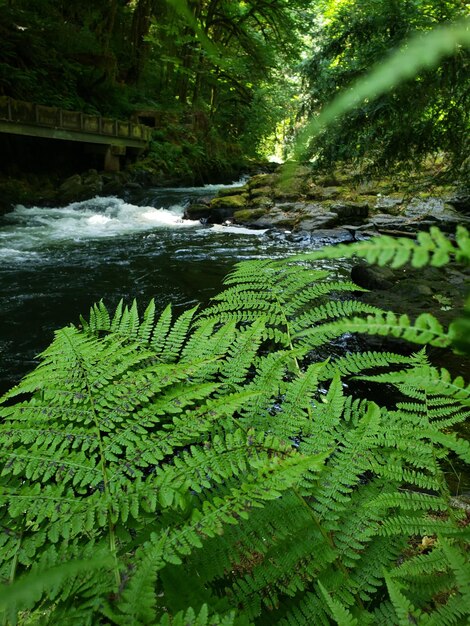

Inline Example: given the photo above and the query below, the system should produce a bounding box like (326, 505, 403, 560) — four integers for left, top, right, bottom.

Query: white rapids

(0, 189, 266, 263)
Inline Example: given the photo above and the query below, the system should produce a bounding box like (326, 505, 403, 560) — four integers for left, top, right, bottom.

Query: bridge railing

(0, 96, 152, 143)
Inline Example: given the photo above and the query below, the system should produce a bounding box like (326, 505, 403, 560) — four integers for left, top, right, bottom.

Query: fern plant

(0, 226, 469, 625)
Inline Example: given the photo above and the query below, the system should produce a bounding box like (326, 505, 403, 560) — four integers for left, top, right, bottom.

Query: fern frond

(157, 605, 236, 626)
(296, 312, 451, 349)
(289, 226, 469, 268)
(318, 351, 415, 381)
(384, 574, 428, 626)
(318, 581, 362, 626)
(0, 549, 113, 621)
(0, 226, 468, 625)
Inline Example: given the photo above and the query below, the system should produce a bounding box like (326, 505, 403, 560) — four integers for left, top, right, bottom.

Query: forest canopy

(0, 0, 468, 176)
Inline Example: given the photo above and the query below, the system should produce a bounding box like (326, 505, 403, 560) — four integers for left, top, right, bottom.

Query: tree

(299, 0, 469, 175)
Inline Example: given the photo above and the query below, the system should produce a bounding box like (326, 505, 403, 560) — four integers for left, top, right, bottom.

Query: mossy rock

(250, 186, 272, 198)
(185, 203, 211, 220)
(330, 201, 369, 220)
(276, 164, 311, 179)
(210, 194, 247, 211)
(233, 208, 267, 223)
(248, 174, 275, 189)
(305, 185, 342, 201)
(0, 177, 56, 213)
(295, 212, 339, 231)
(251, 213, 298, 229)
(251, 196, 274, 209)
(273, 182, 308, 200)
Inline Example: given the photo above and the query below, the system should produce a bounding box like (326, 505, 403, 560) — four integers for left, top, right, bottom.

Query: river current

(0, 181, 326, 393)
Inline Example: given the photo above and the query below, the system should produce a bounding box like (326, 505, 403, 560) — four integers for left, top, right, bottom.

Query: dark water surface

(0, 182, 330, 393)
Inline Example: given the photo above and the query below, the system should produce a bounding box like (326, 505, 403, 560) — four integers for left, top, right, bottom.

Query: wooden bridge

(0, 97, 152, 171)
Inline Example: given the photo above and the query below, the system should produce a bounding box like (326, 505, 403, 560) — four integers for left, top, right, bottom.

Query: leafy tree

(299, 0, 469, 175)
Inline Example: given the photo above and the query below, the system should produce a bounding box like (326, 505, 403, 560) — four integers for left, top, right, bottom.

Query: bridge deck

(0, 97, 151, 149)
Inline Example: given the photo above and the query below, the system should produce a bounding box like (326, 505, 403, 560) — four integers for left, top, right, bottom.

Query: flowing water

(0, 181, 333, 393)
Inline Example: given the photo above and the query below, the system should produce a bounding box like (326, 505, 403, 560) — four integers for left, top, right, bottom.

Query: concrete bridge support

(0, 97, 151, 173)
(104, 145, 126, 172)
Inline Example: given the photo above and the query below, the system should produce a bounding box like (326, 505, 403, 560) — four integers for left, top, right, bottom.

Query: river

(0, 181, 326, 394)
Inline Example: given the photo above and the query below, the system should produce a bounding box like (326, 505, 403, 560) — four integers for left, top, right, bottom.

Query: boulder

(58, 171, 103, 204)
(330, 201, 369, 221)
(208, 193, 247, 222)
(368, 214, 417, 232)
(210, 194, 247, 211)
(251, 195, 274, 209)
(448, 190, 470, 214)
(250, 186, 273, 198)
(250, 209, 297, 229)
(273, 202, 306, 213)
(272, 174, 309, 200)
(58, 174, 83, 203)
(351, 264, 395, 290)
(294, 213, 339, 230)
(185, 203, 212, 221)
(374, 195, 404, 212)
(248, 173, 275, 189)
(305, 185, 342, 200)
(233, 208, 267, 223)
(300, 228, 355, 246)
(294, 204, 339, 231)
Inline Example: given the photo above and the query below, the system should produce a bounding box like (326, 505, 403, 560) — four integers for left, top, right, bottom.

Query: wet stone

(295, 212, 339, 231)
(330, 201, 369, 220)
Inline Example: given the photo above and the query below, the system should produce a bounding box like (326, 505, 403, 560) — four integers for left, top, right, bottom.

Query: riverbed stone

(351, 264, 396, 290)
(250, 185, 272, 198)
(274, 202, 307, 213)
(233, 208, 267, 223)
(250, 209, 297, 229)
(271, 171, 310, 200)
(305, 228, 355, 245)
(448, 189, 470, 214)
(306, 185, 342, 200)
(294, 212, 339, 231)
(185, 203, 212, 221)
(404, 197, 470, 230)
(294, 203, 340, 230)
(58, 171, 104, 204)
(330, 201, 369, 220)
(208, 194, 248, 222)
(251, 195, 274, 209)
(368, 213, 417, 232)
(248, 173, 275, 189)
(374, 195, 404, 213)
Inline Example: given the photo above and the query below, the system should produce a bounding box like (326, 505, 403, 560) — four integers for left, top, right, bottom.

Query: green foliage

(0, 0, 310, 170)
(0, 227, 469, 624)
(299, 1, 470, 174)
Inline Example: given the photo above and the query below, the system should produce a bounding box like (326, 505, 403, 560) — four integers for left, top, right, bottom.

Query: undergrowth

(0, 226, 469, 625)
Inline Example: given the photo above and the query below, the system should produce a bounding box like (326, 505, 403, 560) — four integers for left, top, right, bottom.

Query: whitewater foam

(0, 196, 200, 255)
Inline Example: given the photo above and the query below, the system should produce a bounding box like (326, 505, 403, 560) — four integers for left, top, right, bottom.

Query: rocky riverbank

(185, 163, 470, 241)
(185, 163, 470, 342)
